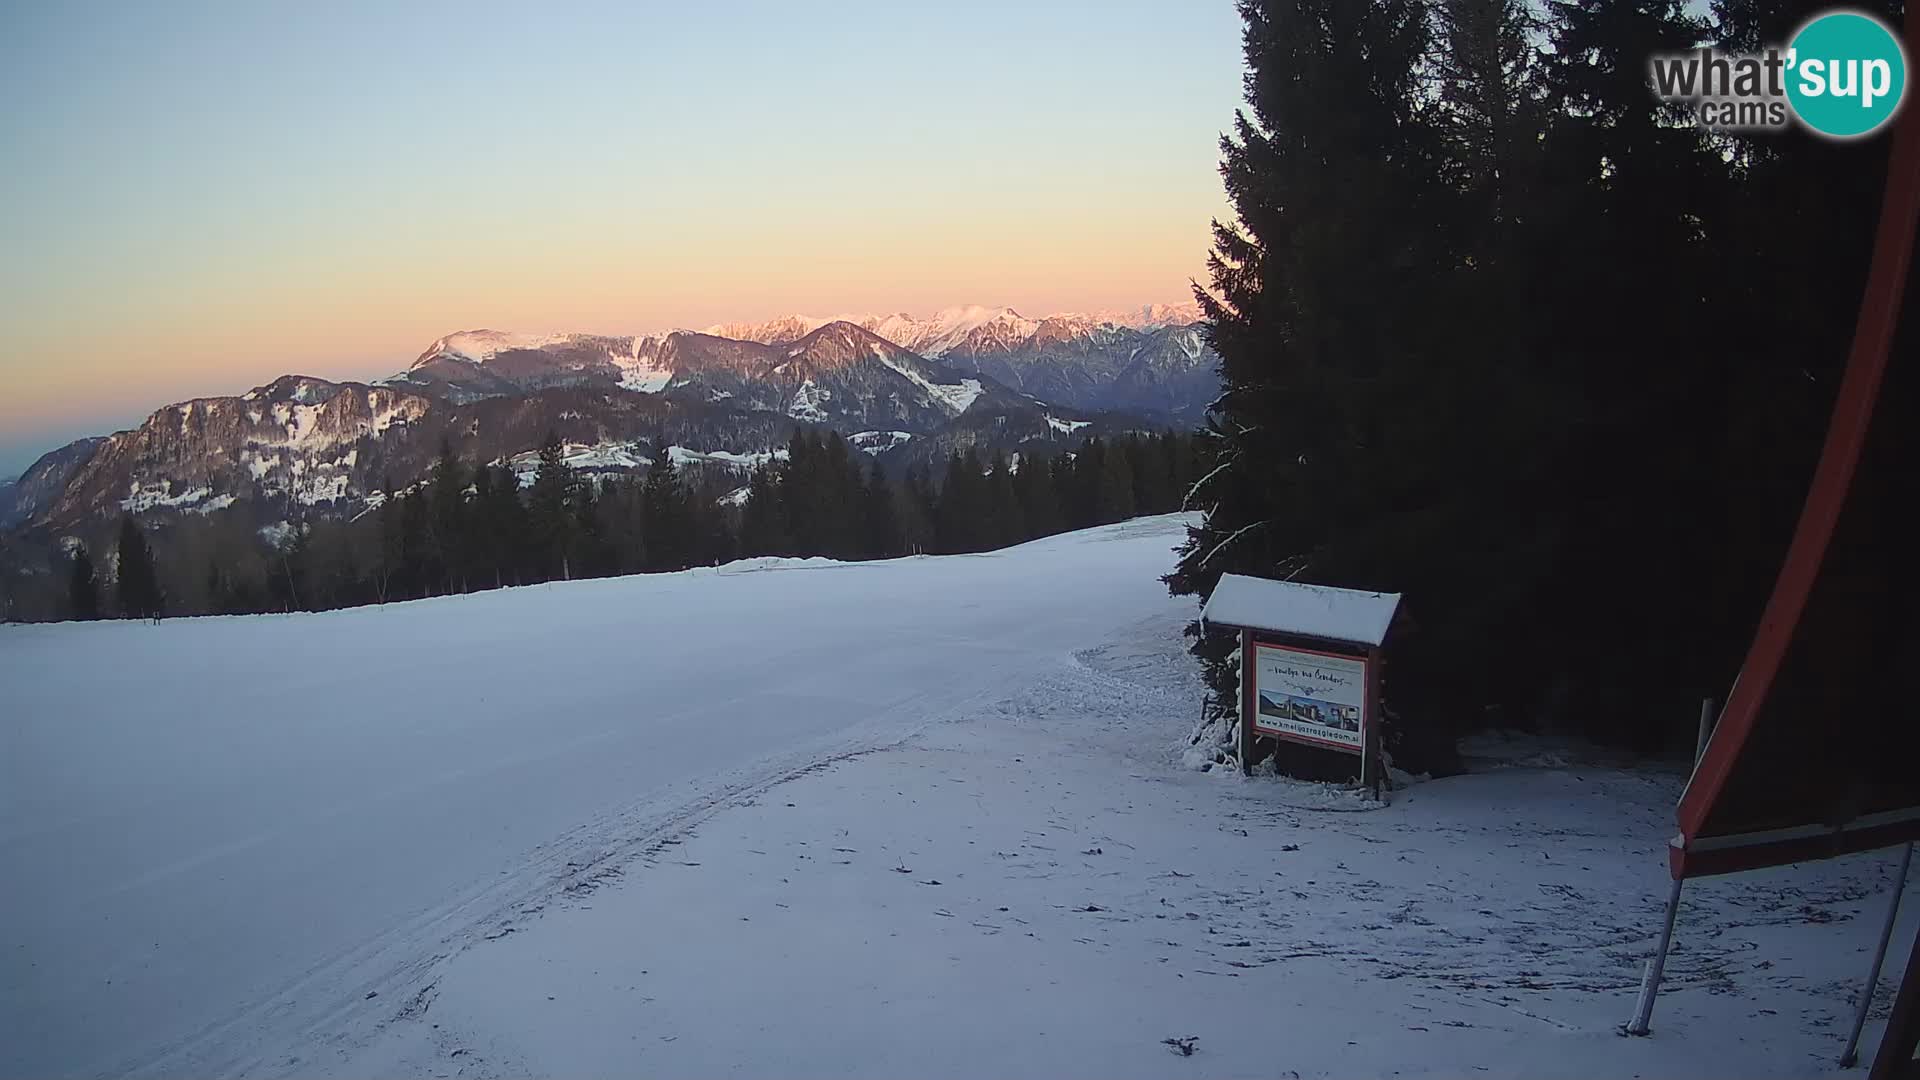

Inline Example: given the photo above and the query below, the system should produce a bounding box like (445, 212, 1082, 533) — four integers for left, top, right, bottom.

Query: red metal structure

(1632, 11, 1920, 1072)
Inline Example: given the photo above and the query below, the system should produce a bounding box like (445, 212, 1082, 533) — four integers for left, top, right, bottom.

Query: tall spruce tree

(985, 451, 1024, 549)
(426, 439, 467, 594)
(115, 515, 162, 619)
(1013, 449, 1064, 540)
(375, 473, 405, 602)
(934, 449, 989, 554)
(861, 462, 903, 559)
(571, 473, 610, 578)
(529, 430, 576, 581)
(68, 545, 100, 621)
(780, 431, 824, 556)
(1095, 440, 1137, 524)
(1167, 0, 1440, 775)
(739, 464, 788, 557)
(821, 432, 862, 559)
(642, 447, 687, 571)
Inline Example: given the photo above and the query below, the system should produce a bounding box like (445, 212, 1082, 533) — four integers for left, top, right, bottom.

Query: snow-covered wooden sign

(1201, 574, 1402, 786)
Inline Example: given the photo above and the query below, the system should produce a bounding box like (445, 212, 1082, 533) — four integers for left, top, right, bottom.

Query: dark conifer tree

(861, 462, 903, 559)
(934, 449, 989, 554)
(985, 451, 1024, 548)
(1069, 437, 1106, 528)
(528, 430, 575, 581)
(1125, 435, 1172, 515)
(469, 465, 505, 589)
(571, 474, 610, 578)
(1048, 453, 1079, 531)
(899, 463, 938, 554)
(598, 472, 646, 574)
(739, 464, 788, 557)
(821, 432, 862, 559)
(642, 448, 687, 570)
(1013, 449, 1065, 539)
(1095, 440, 1137, 524)
(1166, 0, 1439, 774)
(780, 431, 824, 556)
(426, 438, 467, 593)
(68, 545, 99, 621)
(115, 515, 162, 619)
(375, 473, 405, 602)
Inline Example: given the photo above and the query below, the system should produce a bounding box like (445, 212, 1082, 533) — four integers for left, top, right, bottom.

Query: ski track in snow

(3, 511, 1908, 1079)
(0, 515, 1199, 1079)
(330, 610, 1905, 1080)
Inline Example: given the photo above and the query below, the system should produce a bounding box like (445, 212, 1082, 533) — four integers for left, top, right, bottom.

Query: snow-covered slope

(0, 515, 1198, 1078)
(2, 512, 1904, 1078)
(350, 612, 1914, 1079)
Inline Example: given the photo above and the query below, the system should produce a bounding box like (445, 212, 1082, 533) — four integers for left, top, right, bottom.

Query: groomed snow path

(4, 512, 1909, 1078)
(1, 516, 1196, 1078)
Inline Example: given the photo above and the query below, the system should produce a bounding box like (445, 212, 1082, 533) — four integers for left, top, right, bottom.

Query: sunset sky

(0, 1, 1241, 479)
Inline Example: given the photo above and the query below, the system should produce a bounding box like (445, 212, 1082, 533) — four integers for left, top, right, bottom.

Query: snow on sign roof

(1201, 573, 1402, 647)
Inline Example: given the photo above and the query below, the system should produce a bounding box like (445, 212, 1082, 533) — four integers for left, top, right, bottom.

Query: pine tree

(780, 431, 822, 556)
(470, 465, 501, 589)
(642, 446, 687, 571)
(1435, 0, 1545, 231)
(68, 545, 99, 621)
(1096, 440, 1137, 524)
(985, 451, 1024, 548)
(571, 473, 609, 577)
(1068, 437, 1107, 528)
(822, 431, 862, 559)
(375, 473, 405, 602)
(861, 462, 903, 559)
(683, 474, 736, 568)
(1013, 450, 1065, 539)
(398, 488, 430, 595)
(899, 463, 939, 554)
(934, 449, 989, 554)
(1124, 434, 1171, 515)
(596, 472, 645, 573)
(528, 430, 575, 580)
(426, 438, 467, 593)
(1167, 0, 1439, 775)
(739, 464, 788, 557)
(115, 515, 162, 619)
(270, 521, 310, 611)
(491, 464, 532, 585)
(1048, 453, 1079, 531)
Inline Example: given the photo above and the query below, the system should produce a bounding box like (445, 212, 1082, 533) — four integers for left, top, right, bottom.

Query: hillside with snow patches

(4, 302, 1214, 531)
(1, 514, 1905, 1079)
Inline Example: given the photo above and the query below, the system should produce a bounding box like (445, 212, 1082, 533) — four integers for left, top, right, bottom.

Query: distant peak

(414, 329, 571, 368)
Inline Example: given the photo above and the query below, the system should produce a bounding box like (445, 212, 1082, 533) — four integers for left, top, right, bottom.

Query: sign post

(1203, 574, 1402, 791)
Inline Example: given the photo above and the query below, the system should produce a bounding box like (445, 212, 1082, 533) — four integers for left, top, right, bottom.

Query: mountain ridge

(5, 300, 1216, 532)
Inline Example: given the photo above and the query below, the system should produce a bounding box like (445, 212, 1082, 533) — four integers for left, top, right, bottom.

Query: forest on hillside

(26, 429, 1199, 623)
(1171, 0, 1912, 775)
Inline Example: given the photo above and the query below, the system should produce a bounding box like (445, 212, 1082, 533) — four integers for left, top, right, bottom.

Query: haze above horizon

(0, 1, 1241, 480)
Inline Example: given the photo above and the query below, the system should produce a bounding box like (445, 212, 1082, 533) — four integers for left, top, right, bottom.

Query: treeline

(44, 428, 1199, 621)
(1171, 0, 1906, 774)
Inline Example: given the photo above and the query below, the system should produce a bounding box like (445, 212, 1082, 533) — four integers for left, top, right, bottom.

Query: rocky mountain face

(6, 303, 1216, 534)
(706, 303, 1213, 421)
(0, 436, 104, 528)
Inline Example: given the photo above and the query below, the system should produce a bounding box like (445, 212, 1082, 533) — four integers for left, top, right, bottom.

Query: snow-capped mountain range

(3, 302, 1215, 531)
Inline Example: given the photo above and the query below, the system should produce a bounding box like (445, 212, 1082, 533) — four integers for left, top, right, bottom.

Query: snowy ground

(3, 514, 1911, 1078)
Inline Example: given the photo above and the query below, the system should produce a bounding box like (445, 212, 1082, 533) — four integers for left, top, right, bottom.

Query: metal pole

(1626, 876, 1686, 1036)
(1842, 842, 1914, 1068)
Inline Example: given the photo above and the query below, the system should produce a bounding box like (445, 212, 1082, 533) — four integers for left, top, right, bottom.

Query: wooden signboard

(1202, 574, 1401, 790)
